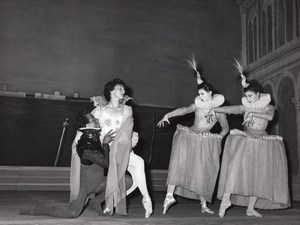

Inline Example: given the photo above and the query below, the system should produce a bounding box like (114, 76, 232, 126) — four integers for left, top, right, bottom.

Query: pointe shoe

(246, 209, 263, 217)
(219, 202, 231, 218)
(142, 196, 153, 218)
(162, 195, 176, 215)
(201, 202, 214, 214)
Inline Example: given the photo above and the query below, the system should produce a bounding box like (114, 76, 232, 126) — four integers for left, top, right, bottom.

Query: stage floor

(0, 191, 299, 225)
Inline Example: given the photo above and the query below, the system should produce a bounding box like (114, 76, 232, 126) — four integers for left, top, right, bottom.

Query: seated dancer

(208, 59, 290, 218)
(20, 111, 132, 218)
(157, 56, 229, 215)
(91, 78, 152, 218)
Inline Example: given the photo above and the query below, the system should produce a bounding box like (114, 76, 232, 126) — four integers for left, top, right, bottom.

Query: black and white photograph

(0, 0, 299, 224)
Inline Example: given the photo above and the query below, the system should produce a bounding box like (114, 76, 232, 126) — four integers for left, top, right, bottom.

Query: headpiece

(233, 58, 249, 88)
(187, 54, 203, 84)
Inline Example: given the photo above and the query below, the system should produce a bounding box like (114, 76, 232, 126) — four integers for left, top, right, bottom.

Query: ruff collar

(79, 127, 101, 131)
(194, 94, 225, 109)
(91, 95, 132, 107)
(242, 93, 271, 109)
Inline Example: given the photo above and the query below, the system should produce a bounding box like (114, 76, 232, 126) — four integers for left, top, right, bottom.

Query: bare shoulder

(91, 106, 101, 117)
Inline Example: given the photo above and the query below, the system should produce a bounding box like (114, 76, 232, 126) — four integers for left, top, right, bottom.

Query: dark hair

(197, 82, 214, 94)
(243, 80, 263, 94)
(75, 110, 89, 129)
(103, 78, 126, 102)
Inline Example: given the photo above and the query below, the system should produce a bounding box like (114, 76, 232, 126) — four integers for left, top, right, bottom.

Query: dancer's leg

(89, 178, 107, 215)
(127, 152, 152, 218)
(246, 196, 263, 217)
(162, 185, 176, 214)
(127, 152, 150, 197)
(219, 193, 232, 218)
(200, 196, 214, 214)
(20, 183, 88, 218)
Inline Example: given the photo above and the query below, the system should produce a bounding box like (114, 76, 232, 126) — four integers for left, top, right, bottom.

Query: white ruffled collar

(91, 95, 132, 107)
(242, 93, 271, 109)
(194, 94, 225, 109)
(78, 127, 101, 131)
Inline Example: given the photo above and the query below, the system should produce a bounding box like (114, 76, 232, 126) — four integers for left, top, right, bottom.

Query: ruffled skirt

(217, 129, 290, 209)
(167, 125, 222, 202)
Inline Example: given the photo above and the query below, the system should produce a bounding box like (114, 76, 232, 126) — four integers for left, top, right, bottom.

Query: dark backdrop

(0, 96, 244, 169)
(0, 0, 242, 108)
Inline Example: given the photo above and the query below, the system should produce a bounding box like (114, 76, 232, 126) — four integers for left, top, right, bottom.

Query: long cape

(105, 116, 133, 215)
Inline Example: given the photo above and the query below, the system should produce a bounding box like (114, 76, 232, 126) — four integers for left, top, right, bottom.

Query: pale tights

(126, 151, 151, 199)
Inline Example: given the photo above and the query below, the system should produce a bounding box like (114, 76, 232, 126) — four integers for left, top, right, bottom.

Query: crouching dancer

(20, 110, 132, 218)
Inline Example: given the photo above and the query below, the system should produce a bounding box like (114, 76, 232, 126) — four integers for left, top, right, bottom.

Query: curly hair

(75, 110, 89, 129)
(103, 78, 126, 102)
(243, 80, 263, 94)
(197, 81, 215, 94)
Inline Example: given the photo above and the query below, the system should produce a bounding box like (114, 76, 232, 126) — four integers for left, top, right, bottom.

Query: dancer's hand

(242, 112, 255, 127)
(103, 130, 116, 144)
(206, 109, 216, 123)
(157, 115, 170, 127)
(242, 118, 255, 127)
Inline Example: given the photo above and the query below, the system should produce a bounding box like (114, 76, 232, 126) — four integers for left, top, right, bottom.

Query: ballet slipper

(246, 209, 263, 217)
(103, 206, 111, 215)
(201, 202, 214, 214)
(162, 195, 176, 215)
(142, 196, 153, 218)
(219, 202, 231, 218)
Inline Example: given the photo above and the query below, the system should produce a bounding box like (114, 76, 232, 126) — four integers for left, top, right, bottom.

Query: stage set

(1, 0, 300, 224)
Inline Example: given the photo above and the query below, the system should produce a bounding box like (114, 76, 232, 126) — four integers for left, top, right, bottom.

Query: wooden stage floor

(0, 191, 299, 225)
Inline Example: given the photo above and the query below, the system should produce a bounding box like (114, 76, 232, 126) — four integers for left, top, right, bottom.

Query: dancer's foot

(142, 196, 153, 218)
(89, 200, 103, 216)
(103, 206, 110, 215)
(219, 202, 231, 218)
(162, 194, 176, 215)
(201, 202, 214, 214)
(246, 209, 263, 217)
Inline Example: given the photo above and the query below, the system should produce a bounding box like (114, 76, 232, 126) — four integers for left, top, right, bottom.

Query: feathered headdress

(187, 54, 203, 84)
(233, 58, 249, 88)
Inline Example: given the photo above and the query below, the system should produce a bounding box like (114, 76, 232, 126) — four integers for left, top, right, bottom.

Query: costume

(91, 97, 134, 215)
(217, 94, 290, 209)
(167, 94, 229, 202)
(20, 128, 110, 218)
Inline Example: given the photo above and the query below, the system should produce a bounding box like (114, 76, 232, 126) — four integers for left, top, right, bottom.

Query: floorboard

(0, 191, 299, 225)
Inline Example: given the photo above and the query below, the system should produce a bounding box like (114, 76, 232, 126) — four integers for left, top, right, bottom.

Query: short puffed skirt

(217, 129, 290, 209)
(167, 124, 223, 202)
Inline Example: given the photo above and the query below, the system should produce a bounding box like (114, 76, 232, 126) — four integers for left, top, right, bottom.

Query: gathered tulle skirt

(167, 125, 222, 202)
(217, 129, 290, 209)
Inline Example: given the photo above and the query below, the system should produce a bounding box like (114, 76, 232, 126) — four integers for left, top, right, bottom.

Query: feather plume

(187, 54, 203, 84)
(233, 58, 244, 75)
(187, 54, 197, 72)
(233, 58, 249, 88)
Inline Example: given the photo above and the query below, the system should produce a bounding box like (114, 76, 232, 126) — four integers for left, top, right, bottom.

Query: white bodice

(242, 93, 271, 133)
(191, 94, 225, 132)
(92, 106, 124, 142)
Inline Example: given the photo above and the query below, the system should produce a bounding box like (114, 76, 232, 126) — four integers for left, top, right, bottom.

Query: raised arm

(216, 113, 229, 137)
(157, 104, 196, 127)
(207, 105, 245, 124)
(213, 105, 245, 115)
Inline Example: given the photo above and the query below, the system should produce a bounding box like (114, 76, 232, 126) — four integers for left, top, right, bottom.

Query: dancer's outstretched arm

(157, 104, 196, 127)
